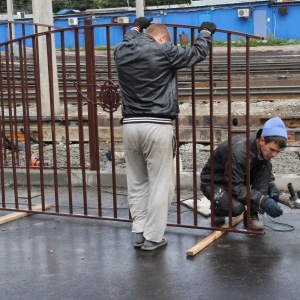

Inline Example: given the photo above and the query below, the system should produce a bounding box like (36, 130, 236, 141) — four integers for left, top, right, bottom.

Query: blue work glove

(198, 22, 217, 34)
(268, 185, 281, 198)
(132, 17, 153, 32)
(262, 198, 283, 218)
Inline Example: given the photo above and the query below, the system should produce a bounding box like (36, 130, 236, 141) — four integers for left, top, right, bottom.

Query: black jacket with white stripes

(114, 28, 211, 122)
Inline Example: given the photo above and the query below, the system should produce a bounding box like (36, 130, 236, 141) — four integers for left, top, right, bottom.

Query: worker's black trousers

(200, 162, 272, 216)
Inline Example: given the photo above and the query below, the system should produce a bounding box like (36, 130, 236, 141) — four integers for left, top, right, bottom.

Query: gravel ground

(179, 143, 300, 175)
(178, 99, 300, 117)
(5, 96, 299, 174)
(6, 137, 299, 175)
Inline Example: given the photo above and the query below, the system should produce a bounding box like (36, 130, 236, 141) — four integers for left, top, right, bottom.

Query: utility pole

(6, 0, 15, 38)
(136, 0, 144, 17)
(32, 0, 60, 115)
(6, 0, 15, 49)
(6, 0, 20, 58)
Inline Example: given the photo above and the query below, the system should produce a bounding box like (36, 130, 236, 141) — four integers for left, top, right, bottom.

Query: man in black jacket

(200, 117, 287, 231)
(114, 18, 216, 250)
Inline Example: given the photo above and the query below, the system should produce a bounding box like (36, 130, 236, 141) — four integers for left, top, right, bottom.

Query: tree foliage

(0, 0, 188, 13)
(52, 0, 100, 12)
(1, 0, 32, 13)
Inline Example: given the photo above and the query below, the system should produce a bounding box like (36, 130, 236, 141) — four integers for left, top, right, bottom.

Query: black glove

(268, 185, 281, 199)
(262, 198, 283, 218)
(198, 22, 217, 34)
(133, 17, 153, 32)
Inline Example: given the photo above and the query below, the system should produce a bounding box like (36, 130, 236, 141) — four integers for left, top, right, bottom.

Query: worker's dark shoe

(133, 233, 145, 248)
(214, 215, 225, 227)
(141, 236, 168, 251)
(243, 210, 264, 231)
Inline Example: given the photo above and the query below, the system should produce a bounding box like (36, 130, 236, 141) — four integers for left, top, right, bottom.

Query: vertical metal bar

(94, 25, 104, 217)
(32, 35, 46, 211)
(190, 28, 198, 226)
(84, 19, 97, 171)
(60, 30, 74, 214)
(85, 20, 102, 216)
(209, 39, 215, 227)
(10, 39, 20, 162)
(245, 37, 251, 230)
(173, 26, 181, 225)
(122, 25, 127, 36)
(0, 50, 5, 207)
(109, 107, 118, 218)
(106, 26, 117, 218)
(46, 31, 60, 212)
(18, 40, 32, 209)
(21, 23, 26, 38)
(8, 39, 16, 156)
(74, 28, 88, 215)
(227, 33, 233, 228)
(8, 22, 13, 40)
(5, 43, 19, 208)
(21, 24, 32, 207)
(106, 26, 112, 80)
(21, 28, 32, 205)
(7, 22, 14, 59)
(0, 49, 7, 169)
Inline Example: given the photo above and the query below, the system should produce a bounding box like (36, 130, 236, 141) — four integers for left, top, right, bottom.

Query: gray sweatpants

(123, 123, 175, 243)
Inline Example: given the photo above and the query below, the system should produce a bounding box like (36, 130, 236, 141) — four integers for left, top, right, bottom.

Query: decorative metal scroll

(74, 80, 121, 113)
(98, 80, 121, 113)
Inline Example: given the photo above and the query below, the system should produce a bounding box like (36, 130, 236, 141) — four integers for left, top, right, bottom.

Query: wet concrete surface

(1, 188, 300, 300)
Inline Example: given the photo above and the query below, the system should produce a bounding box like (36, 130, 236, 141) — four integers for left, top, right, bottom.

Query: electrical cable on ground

(260, 213, 295, 232)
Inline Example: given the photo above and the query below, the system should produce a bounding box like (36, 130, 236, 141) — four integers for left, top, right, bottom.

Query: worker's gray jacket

(200, 130, 275, 206)
(114, 29, 211, 120)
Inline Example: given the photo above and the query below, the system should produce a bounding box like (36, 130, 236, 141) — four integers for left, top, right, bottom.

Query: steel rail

(0, 85, 299, 105)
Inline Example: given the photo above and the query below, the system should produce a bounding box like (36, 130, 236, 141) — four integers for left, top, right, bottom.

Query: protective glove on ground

(262, 198, 283, 218)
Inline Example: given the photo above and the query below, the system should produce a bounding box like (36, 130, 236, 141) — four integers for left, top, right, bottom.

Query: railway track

(2, 58, 300, 78)
(0, 85, 300, 105)
(1, 52, 300, 143)
(1, 62, 300, 104)
(2, 114, 300, 144)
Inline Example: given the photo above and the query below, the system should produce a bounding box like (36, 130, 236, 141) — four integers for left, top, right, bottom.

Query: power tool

(273, 182, 300, 209)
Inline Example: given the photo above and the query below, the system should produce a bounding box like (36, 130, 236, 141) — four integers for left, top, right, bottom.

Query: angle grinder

(274, 182, 300, 209)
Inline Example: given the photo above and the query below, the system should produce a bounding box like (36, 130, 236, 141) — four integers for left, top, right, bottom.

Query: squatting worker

(200, 117, 287, 231)
(114, 18, 216, 250)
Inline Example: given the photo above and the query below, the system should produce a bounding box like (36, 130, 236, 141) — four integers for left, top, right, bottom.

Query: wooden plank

(26, 114, 300, 143)
(36, 126, 124, 142)
(186, 214, 243, 257)
(0, 203, 51, 225)
(37, 126, 299, 143)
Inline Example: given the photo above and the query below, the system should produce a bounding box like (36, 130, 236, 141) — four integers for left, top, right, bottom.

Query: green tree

(52, 0, 99, 12)
(0, 0, 189, 14)
(5, 0, 32, 13)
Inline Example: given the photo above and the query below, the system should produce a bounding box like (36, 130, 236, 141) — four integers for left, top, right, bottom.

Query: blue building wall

(0, 2, 299, 49)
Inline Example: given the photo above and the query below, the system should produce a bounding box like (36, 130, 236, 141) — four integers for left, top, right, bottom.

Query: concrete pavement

(1, 186, 300, 300)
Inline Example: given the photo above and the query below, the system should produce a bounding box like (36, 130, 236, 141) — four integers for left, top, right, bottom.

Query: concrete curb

(3, 169, 300, 191)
